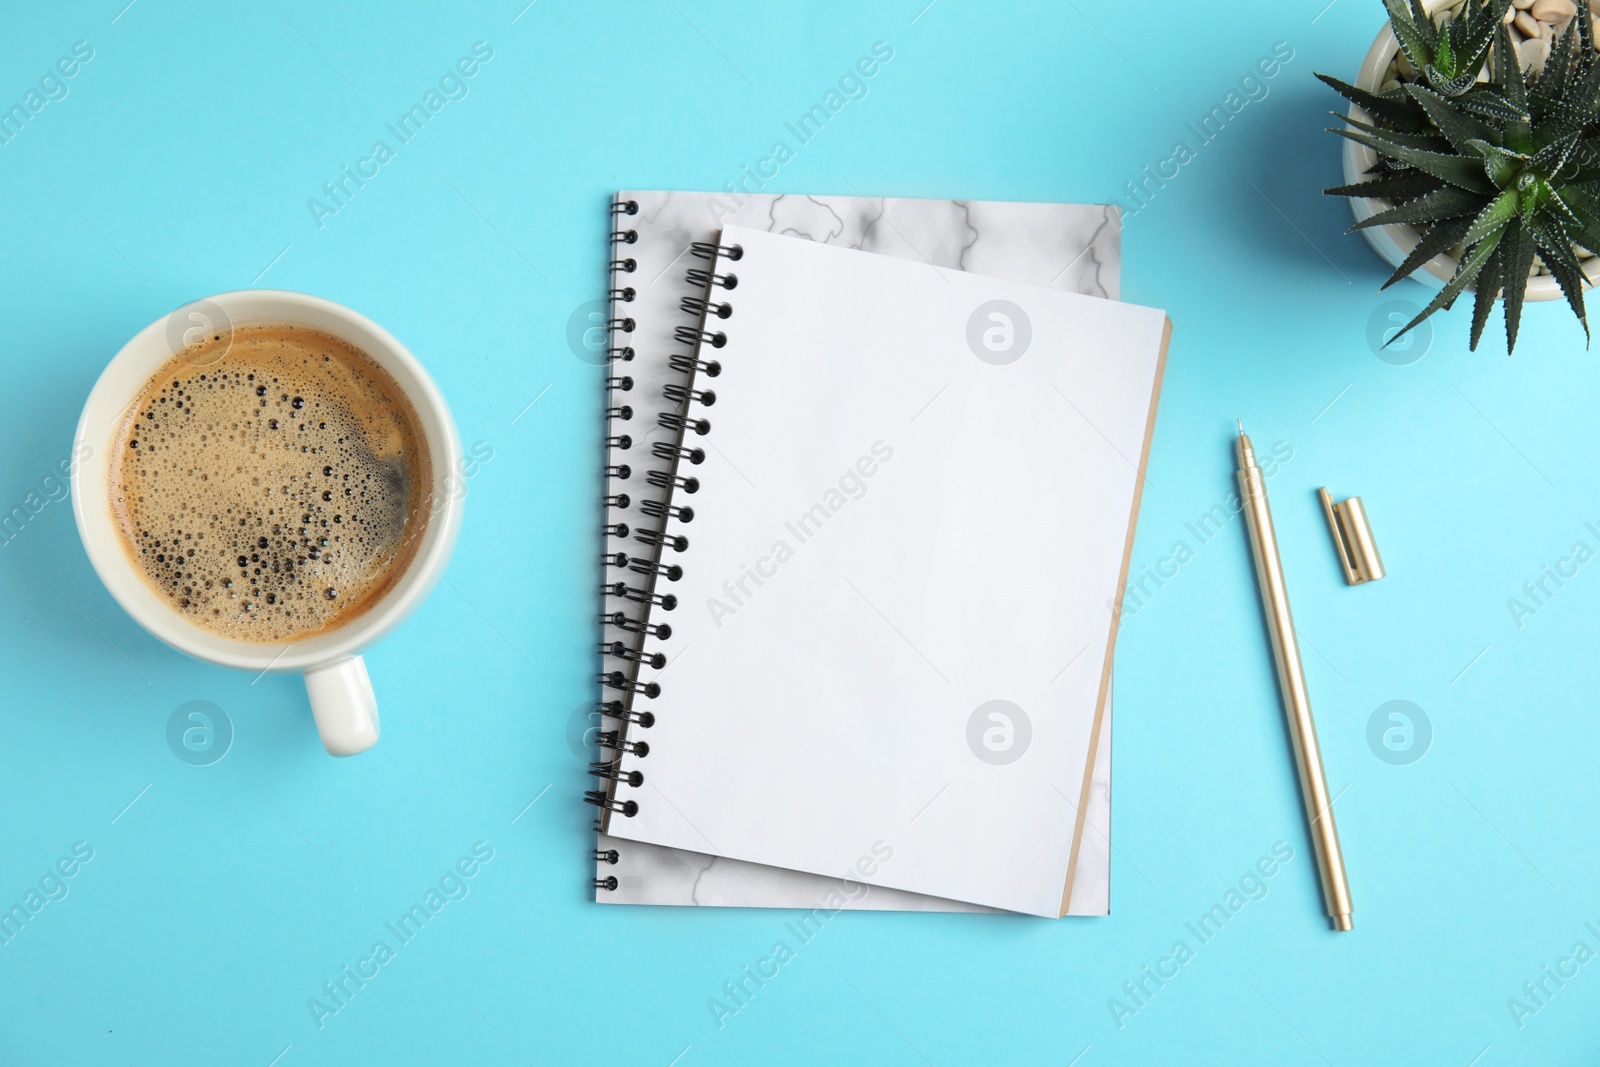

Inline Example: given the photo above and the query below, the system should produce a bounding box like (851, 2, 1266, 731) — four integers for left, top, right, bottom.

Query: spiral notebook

(593, 192, 1123, 914)
(597, 223, 1168, 917)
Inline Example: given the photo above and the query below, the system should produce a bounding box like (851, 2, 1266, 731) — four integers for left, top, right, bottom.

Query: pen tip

(1236, 418, 1244, 435)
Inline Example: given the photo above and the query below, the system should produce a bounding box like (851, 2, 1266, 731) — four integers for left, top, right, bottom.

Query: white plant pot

(1340, 11, 1594, 300)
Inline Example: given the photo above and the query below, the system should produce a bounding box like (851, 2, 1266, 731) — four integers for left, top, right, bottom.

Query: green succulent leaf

(1498, 219, 1537, 352)
(1531, 133, 1582, 181)
(1528, 95, 1593, 133)
(1528, 214, 1592, 343)
(1456, 88, 1530, 124)
(1337, 127, 1497, 193)
(1547, 257, 1592, 345)
(1528, 212, 1576, 261)
(1389, 230, 1503, 348)
(1564, 183, 1600, 215)
(1465, 139, 1529, 189)
(1316, 73, 1433, 131)
(1571, 54, 1600, 108)
(1325, 170, 1446, 201)
(1408, 0, 1437, 44)
(1445, 0, 1514, 84)
(1350, 184, 1487, 230)
(1385, 0, 1437, 75)
(1382, 215, 1474, 288)
(1539, 183, 1586, 234)
(1470, 245, 1502, 349)
(1433, 28, 1456, 79)
(1565, 137, 1600, 182)
(1494, 22, 1530, 117)
(1428, 66, 1479, 96)
(1560, 187, 1600, 252)
(1463, 188, 1521, 245)
(1334, 115, 1451, 152)
(1404, 84, 1501, 153)
(1519, 177, 1548, 225)
(1542, 15, 1579, 95)
(1551, 263, 1593, 345)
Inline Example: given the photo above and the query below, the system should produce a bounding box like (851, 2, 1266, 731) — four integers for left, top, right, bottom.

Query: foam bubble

(112, 325, 432, 643)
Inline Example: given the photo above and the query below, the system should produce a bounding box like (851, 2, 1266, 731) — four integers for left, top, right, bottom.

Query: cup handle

(304, 656, 380, 757)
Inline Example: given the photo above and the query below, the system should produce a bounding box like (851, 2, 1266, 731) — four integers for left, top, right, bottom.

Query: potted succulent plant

(1319, 0, 1600, 351)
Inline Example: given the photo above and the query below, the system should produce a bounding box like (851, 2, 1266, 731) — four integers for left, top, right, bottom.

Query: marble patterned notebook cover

(596, 191, 1119, 914)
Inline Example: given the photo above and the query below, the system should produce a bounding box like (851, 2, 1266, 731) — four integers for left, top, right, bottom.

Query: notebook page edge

(1057, 315, 1171, 916)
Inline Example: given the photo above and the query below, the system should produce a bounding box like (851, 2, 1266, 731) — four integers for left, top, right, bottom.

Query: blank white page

(609, 225, 1167, 917)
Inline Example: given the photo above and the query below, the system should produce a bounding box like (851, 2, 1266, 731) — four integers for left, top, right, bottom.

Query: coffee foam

(112, 325, 432, 643)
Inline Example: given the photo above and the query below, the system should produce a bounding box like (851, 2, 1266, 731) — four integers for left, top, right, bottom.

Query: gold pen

(1235, 421, 1353, 932)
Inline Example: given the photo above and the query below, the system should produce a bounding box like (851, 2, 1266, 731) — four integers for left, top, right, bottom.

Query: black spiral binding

(592, 195, 643, 892)
(590, 211, 742, 892)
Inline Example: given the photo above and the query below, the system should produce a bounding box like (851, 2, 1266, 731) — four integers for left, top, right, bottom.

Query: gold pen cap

(1319, 488, 1385, 586)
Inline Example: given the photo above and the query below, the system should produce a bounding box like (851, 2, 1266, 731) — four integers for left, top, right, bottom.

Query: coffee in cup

(75, 291, 464, 756)
(110, 324, 432, 644)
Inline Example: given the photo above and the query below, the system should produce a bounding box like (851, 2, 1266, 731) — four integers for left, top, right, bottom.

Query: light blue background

(0, 1, 1594, 1063)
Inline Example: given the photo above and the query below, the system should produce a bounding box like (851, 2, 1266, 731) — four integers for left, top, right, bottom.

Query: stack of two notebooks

(588, 192, 1169, 918)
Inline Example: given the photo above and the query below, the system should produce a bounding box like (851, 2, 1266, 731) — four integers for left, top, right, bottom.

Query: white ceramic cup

(71, 290, 463, 756)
